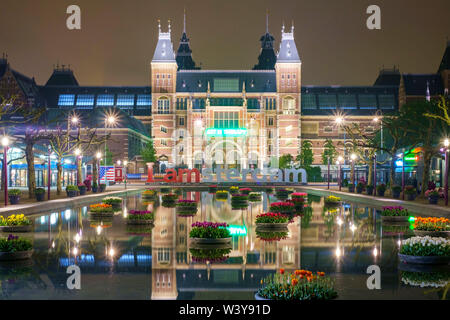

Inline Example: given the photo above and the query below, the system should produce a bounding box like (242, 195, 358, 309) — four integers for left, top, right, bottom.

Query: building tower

(151, 20, 178, 165)
(176, 10, 199, 70)
(275, 22, 302, 158)
(253, 11, 276, 70)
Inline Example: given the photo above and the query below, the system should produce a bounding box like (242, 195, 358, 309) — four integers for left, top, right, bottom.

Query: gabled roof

(402, 74, 444, 96)
(176, 70, 276, 93)
(438, 41, 450, 73)
(152, 22, 176, 62)
(373, 68, 401, 86)
(45, 68, 79, 86)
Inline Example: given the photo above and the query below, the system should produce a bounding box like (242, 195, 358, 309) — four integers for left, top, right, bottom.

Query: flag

(99, 166, 115, 182)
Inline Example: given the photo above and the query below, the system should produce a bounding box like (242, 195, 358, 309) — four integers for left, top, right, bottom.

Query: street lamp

(373, 116, 383, 153)
(444, 139, 449, 206)
(71, 116, 79, 125)
(123, 160, 128, 189)
(104, 115, 117, 185)
(2, 136, 10, 206)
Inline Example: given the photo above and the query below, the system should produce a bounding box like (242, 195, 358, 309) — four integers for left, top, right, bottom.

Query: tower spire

(266, 9, 269, 33)
(183, 7, 186, 33)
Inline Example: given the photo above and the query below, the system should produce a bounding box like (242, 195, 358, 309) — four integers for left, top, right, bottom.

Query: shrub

(404, 185, 416, 195)
(376, 184, 386, 192)
(8, 189, 21, 196)
(391, 185, 402, 192)
(190, 247, 232, 263)
(248, 192, 262, 201)
(269, 202, 295, 214)
(66, 185, 79, 192)
(34, 188, 45, 194)
(256, 230, 289, 242)
(189, 222, 230, 239)
(425, 189, 440, 197)
(102, 197, 122, 205)
(0, 235, 33, 252)
(89, 203, 113, 213)
(400, 236, 450, 257)
(127, 210, 154, 221)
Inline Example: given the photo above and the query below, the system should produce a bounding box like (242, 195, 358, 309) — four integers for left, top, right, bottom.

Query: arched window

(157, 97, 170, 114)
(282, 96, 296, 114)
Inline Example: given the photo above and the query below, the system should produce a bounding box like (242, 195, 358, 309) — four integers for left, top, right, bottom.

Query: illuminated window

(157, 97, 170, 114)
(136, 95, 151, 107)
(214, 111, 239, 128)
(58, 94, 75, 106)
(96, 94, 114, 106)
(117, 94, 134, 108)
(160, 126, 168, 133)
(213, 78, 239, 92)
(282, 96, 296, 114)
(76, 94, 94, 107)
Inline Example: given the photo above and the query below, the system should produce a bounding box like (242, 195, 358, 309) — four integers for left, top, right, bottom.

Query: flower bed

(248, 192, 261, 202)
(190, 247, 232, 263)
(256, 213, 289, 224)
(216, 190, 229, 200)
(399, 236, 450, 265)
(127, 210, 154, 224)
(275, 189, 290, 200)
(239, 188, 252, 195)
(126, 224, 153, 236)
(256, 269, 337, 300)
(231, 194, 249, 209)
(189, 222, 231, 243)
(425, 189, 440, 204)
(269, 202, 295, 215)
(89, 204, 114, 217)
(291, 192, 307, 200)
(102, 197, 122, 208)
(161, 193, 178, 207)
(381, 206, 410, 222)
(176, 200, 198, 216)
(289, 197, 306, 212)
(324, 195, 341, 206)
(142, 190, 157, 200)
(0, 214, 32, 233)
(413, 217, 449, 235)
(229, 186, 239, 194)
(401, 271, 450, 288)
(256, 229, 289, 242)
(0, 235, 33, 261)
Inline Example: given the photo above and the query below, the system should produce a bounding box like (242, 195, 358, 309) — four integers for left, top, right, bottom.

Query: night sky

(0, 0, 449, 86)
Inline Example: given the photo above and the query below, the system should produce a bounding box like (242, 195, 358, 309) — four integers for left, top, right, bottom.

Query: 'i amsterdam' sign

(147, 167, 307, 184)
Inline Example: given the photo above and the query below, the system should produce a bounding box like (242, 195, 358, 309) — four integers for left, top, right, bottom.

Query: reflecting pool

(0, 188, 448, 300)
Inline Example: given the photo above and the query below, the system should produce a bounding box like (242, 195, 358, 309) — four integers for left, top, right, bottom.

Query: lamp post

(48, 145, 52, 200)
(75, 148, 81, 185)
(335, 117, 346, 164)
(327, 156, 330, 190)
(337, 156, 343, 191)
(444, 139, 449, 206)
(96, 152, 101, 187)
(104, 115, 117, 185)
(2, 137, 9, 207)
(373, 154, 377, 197)
(373, 116, 383, 153)
(124, 160, 128, 190)
(351, 153, 357, 188)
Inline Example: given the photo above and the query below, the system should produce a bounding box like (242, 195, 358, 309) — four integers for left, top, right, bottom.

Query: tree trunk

(367, 159, 373, 186)
(77, 157, 82, 185)
(93, 160, 98, 184)
(25, 140, 36, 198)
(421, 151, 432, 197)
(56, 158, 63, 195)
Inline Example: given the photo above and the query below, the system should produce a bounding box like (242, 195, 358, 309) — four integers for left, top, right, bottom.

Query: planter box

(428, 196, 439, 205)
(381, 216, 410, 223)
(413, 230, 450, 238)
(0, 250, 33, 261)
(398, 253, 450, 265)
(190, 237, 232, 245)
(79, 187, 87, 196)
(126, 219, 154, 225)
(0, 225, 33, 233)
(255, 223, 289, 229)
(66, 190, 77, 197)
(8, 195, 20, 205)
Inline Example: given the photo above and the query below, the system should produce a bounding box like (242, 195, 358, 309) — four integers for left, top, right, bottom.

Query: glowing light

(117, 160, 121, 166)
(335, 117, 343, 124)
(65, 209, 71, 220)
(1, 136, 10, 147)
(71, 116, 79, 124)
(205, 128, 247, 137)
(96, 152, 102, 159)
(350, 153, 357, 161)
(73, 247, 78, 256)
(96, 225, 102, 235)
(51, 241, 55, 248)
(444, 139, 449, 148)
(124, 160, 128, 166)
(335, 247, 342, 257)
(336, 217, 343, 226)
(109, 248, 115, 257)
(195, 119, 203, 126)
(350, 223, 357, 232)
(337, 156, 343, 162)
(75, 233, 80, 243)
(227, 225, 247, 236)
(373, 247, 378, 257)
(373, 117, 379, 122)
(107, 115, 117, 125)
(74, 148, 81, 156)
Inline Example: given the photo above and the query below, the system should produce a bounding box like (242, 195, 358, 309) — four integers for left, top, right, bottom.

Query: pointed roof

(276, 23, 301, 63)
(152, 20, 176, 62)
(175, 11, 199, 70)
(438, 40, 450, 73)
(45, 66, 79, 86)
(253, 11, 276, 70)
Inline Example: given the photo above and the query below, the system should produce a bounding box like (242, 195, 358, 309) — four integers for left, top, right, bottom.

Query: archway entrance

(207, 139, 243, 172)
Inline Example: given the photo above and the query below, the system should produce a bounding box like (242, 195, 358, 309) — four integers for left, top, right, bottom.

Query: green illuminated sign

(227, 225, 247, 236)
(206, 128, 247, 137)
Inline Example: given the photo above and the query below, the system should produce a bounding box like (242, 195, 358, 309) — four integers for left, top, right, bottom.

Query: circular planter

(35, 193, 45, 202)
(126, 219, 154, 225)
(8, 195, 20, 205)
(0, 250, 33, 261)
(66, 190, 77, 198)
(89, 212, 114, 218)
(413, 230, 450, 238)
(254, 293, 270, 300)
(377, 190, 386, 197)
(398, 253, 450, 265)
(381, 216, 410, 223)
(191, 237, 232, 245)
(0, 225, 33, 233)
(428, 196, 439, 205)
(92, 186, 98, 193)
(255, 223, 289, 229)
(78, 187, 87, 196)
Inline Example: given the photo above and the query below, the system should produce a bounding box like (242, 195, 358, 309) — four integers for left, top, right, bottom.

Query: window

(265, 98, 276, 110)
(324, 126, 333, 133)
(157, 97, 170, 114)
(282, 97, 296, 114)
(301, 94, 317, 110)
(176, 98, 187, 110)
(378, 94, 395, 109)
(247, 98, 260, 110)
(161, 139, 168, 146)
(179, 117, 185, 126)
(359, 94, 377, 109)
(318, 94, 337, 109)
(193, 98, 205, 110)
(58, 94, 75, 106)
(76, 94, 94, 108)
(117, 94, 134, 108)
(213, 78, 239, 92)
(268, 130, 273, 139)
(136, 95, 151, 107)
(214, 111, 239, 128)
(268, 117, 274, 126)
(268, 144, 273, 152)
(338, 94, 357, 109)
(96, 94, 114, 106)
(160, 126, 168, 133)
